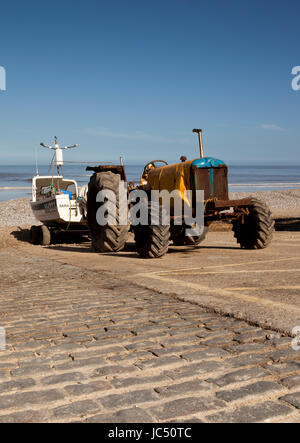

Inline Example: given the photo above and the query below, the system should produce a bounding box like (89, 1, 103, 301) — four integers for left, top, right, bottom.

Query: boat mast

(40, 137, 78, 175)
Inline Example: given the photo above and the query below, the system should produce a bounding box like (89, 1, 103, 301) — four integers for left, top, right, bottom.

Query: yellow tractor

(87, 129, 274, 258)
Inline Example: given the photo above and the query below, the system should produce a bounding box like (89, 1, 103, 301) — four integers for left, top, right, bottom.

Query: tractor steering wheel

(143, 160, 168, 174)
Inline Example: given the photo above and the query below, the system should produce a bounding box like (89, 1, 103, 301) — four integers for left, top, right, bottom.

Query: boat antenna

(40, 137, 78, 175)
(35, 147, 39, 176)
(48, 152, 56, 182)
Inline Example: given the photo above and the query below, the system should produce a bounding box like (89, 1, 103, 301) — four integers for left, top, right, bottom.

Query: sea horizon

(0, 163, 300, 202)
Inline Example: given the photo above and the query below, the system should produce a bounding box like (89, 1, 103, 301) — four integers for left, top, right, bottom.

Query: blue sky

(0, 0, 299, 165)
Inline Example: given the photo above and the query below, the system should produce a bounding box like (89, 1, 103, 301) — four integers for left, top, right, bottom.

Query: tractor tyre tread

(232, 198, 274, 249)
(87, 171, 129, 253)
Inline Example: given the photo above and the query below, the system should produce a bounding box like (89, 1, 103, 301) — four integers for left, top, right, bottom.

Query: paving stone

(203, 319, 236, 330)
(54, 357, 107, 371)
(226, 352, 272, 368)
(231, 326, 265, 334)
(130, 330, 170, 340)
(111, 375, 169, 389)
(92, 364, 139, 377)
(160, 336, 200, 346)
(53, 400, 99, 418)
(234, 331, 268, 344)
(200, 335, 235, 346)
(155, 380, 209, 397)
(0, 409, 49, 423)
(207, 401, 293, 423)
(85, 338, 130, 349)
(228, 343, 268, 354)
(149, 396, 226, 420)
(38, 343, 88, 356)
(87, 407, 154, 423)
(0, 379, 36, 394)
(135, 356, 182, 370)
(280, 392, 300, 409)
(150, 344, 204, 357)
(109, 351, 151, 362)
(92, 331, 132, 341)
(169, 328, 202, 337)
(271, 348, 300, 363)
(41, 372, 85, 385)
(181, 348, 229, 362)
(13, 340, 50, 351)
(226, 321, 249, 330)
(195, 330, 226, 340)
(0, 351, 35, 362)
(0, 369, 10, 379)
(207, 367, 269, 387)
(170, 417, 204, 423)
(132, 326, 170, 335)
(0, 362, 17, 370)
(216, 381, 284, 402)
(0, 389, 64, 410)
(10, 365, 52, 377)
(280, 375, 300, 389)
(165, 361, 225, 380)
(70, 345, 125, 360)
(19, 357, 57, 368)
(270, 337, 293, 348)
(124, 341, 158, 351)
(100, 389, 158, 409)
(65, 382, 111, 396)
(265, 361, 300, 375)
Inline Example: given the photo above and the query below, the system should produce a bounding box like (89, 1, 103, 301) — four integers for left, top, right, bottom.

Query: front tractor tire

(134, 202, 170, 259)
(87, 171, 129, 253)
(232, 198, 274, 249)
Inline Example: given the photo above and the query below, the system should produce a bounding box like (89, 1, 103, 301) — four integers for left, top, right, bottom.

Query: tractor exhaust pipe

(193, 128, 204, 158)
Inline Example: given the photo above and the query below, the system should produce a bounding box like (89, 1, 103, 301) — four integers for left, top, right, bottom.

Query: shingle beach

(0, 190, 299, 228)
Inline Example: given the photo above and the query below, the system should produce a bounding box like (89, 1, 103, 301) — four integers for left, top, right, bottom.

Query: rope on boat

(66, 200, 72, 231)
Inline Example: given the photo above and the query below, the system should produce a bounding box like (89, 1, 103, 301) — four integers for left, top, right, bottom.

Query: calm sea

(0, 163, 300, 201)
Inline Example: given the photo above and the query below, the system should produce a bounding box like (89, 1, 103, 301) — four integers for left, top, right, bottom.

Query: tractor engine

(146, 157, 229, 203)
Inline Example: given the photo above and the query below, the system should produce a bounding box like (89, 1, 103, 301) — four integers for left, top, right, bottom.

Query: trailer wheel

(134, 202, 170, 258)
(30, 225, 51, 245)
(232, 198, 274, 249)
(172, 226, 208, 246)
(30, 225, 41, 245)
(87, 171, 129, 252)
(40, 225, 51, 246)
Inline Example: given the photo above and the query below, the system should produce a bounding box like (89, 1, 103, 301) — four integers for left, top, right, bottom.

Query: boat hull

(30, 195, 85, 226)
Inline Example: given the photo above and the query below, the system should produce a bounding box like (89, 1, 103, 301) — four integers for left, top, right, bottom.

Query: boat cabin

(31, 176, 79, 202)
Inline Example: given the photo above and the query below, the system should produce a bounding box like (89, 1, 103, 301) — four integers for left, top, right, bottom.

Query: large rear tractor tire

(87, 171, 129, 252)
(172, 225, 208, 246)
(232, 198, 274, 249)
(134, 202, 170, 258)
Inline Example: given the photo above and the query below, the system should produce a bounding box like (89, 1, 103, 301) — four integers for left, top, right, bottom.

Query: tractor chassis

(204, 198, 252, 225)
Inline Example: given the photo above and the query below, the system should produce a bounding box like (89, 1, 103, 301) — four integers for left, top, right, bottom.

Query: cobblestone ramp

(0, 250, 299, 423)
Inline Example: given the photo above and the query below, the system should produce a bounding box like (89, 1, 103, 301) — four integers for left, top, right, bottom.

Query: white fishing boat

(30, 137, 88, 245)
